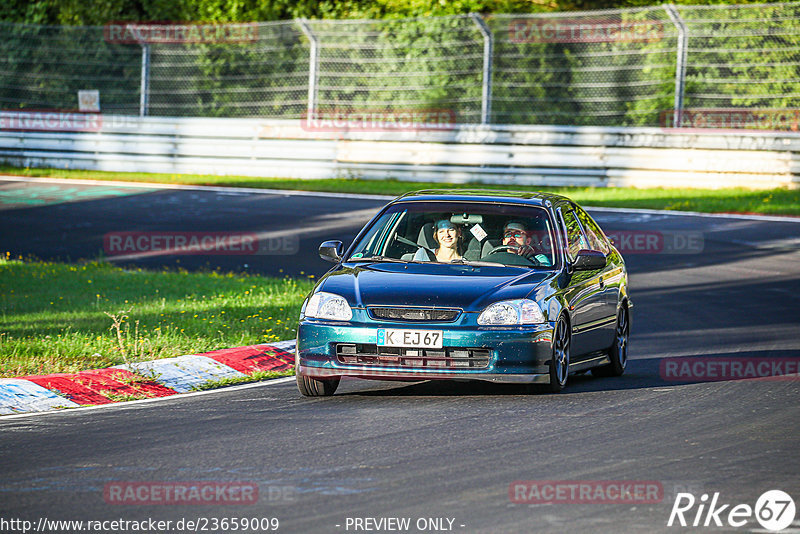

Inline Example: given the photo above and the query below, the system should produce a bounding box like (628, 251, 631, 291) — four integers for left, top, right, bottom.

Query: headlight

(304, 292, 353, 321)
(477, 299, 545, 325)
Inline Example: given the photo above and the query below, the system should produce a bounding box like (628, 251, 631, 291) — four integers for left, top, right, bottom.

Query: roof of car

(391, 189, 571, 206)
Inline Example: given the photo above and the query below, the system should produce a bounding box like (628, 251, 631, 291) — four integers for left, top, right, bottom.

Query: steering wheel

(487, 245, 517, 255)
(484, 245, 539, 266)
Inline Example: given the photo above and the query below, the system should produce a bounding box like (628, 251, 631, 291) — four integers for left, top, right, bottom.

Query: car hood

(316, 262, 555, 310)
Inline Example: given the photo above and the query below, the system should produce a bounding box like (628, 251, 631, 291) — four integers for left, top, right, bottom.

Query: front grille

(367, 307, 460, 322)
(336, 343, 491, 369)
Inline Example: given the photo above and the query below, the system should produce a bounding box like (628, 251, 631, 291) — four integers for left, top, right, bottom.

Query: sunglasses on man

(504, 231, 526, 239)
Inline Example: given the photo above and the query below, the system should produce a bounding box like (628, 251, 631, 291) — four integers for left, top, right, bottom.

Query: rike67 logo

(668, 490, 796, 531)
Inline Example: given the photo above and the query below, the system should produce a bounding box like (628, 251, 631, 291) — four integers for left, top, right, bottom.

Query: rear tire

(593, 305, 629, 377)
(296, 373, 340, 397)
(548, 316, 570, 392)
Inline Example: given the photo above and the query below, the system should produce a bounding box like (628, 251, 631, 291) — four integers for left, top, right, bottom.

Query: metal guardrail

(0, 115, 797, 189)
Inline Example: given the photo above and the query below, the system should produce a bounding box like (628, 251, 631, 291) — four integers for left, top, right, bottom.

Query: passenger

(502, 221, 552, 266)
(414, 219, 463, 262)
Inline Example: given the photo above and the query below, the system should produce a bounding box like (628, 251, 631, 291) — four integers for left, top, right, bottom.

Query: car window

(561, 209, 585, 261)
(574, 206, 609, 254)
(349, 211, 398, 258)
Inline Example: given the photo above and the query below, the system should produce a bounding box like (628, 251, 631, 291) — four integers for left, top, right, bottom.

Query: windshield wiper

(349, 255, 407, 263)
(349, 256, 508, 267)
(448, 258, 505, 267)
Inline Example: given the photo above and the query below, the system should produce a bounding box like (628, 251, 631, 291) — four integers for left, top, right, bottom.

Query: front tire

(296, 373, 340, 397)
(548, 316, 571, 392)
(593, 305, 629, 377)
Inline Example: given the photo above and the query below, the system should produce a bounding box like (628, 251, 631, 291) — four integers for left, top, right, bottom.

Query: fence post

(470, 13, 493, 125)
(139, 44, 150, 117)
(296, 18, 319, 119)
(664, 4, 688, 128)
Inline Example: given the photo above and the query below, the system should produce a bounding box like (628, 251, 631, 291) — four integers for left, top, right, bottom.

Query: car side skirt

(297, 363, 551, 384)
(569, 353, 611, 372)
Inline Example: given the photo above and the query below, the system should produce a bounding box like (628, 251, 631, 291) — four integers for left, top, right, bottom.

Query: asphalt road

(1, 177, 799, 533)
(0, 178, 384, 278)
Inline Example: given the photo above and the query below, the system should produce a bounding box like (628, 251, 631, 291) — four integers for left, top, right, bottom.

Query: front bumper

(296, 319, 556, 384)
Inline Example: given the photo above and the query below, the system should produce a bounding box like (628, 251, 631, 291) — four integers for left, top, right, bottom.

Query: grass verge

(2, 165, 799, 216)
(190, 370, 295, 391)
(0, 256, 313, 378)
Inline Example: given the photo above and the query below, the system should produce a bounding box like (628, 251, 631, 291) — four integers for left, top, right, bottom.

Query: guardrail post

(139, 44, 150, 117)
(470, 13, 493, 125)
(296, 18, 319, 119)
(665, 4, 688, 128)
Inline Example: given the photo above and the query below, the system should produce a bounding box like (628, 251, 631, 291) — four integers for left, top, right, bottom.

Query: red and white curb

(0, 340, 296, 416)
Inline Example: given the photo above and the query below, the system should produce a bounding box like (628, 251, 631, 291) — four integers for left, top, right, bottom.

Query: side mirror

(319, 240, 344, 263)
(571, 249, 606, 271)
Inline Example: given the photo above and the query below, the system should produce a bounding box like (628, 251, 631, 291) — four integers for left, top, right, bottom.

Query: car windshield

(347, 201, 558, 269)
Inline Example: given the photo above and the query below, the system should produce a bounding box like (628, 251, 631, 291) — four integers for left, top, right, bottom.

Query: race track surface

(1, 178, 799, 533)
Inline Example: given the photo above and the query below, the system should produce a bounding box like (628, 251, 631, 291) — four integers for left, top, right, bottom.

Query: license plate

(377, 329, 443, 349)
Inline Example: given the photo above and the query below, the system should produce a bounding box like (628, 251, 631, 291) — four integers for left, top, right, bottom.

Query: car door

(558, 207, 611, 357)
(574, 205, 621, 343)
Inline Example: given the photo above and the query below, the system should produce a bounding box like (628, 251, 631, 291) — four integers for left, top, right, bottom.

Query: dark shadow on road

(0, 186, 384, 277)
(338, 350, 800, 397)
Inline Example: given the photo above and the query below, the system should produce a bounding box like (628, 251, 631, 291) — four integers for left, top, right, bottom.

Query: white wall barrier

(0, 114, 798, 189)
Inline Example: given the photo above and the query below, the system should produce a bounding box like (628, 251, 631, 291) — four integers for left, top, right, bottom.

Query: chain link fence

(0, 2, 798, 128)
(490, 7, 677, 126)
(678, 2, 800, 124)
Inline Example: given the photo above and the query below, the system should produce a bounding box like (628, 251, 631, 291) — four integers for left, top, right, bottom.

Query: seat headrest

(417, 223, 435, 249)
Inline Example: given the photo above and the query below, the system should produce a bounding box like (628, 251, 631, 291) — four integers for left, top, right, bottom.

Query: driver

(502, 221, 552, 266)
